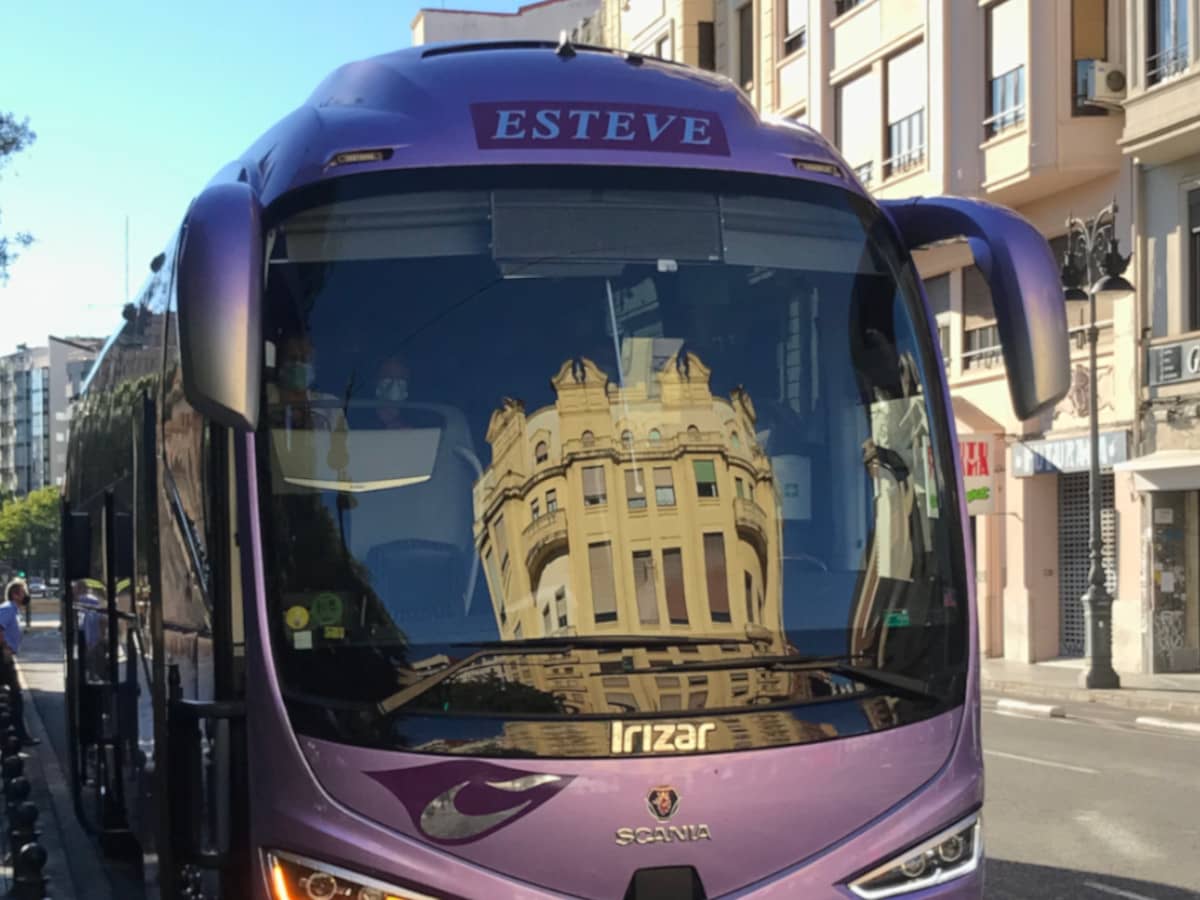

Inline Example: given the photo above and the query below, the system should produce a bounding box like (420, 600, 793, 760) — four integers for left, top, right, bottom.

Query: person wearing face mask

(374, 357, 412, 428)
(269, 334, 330, 430)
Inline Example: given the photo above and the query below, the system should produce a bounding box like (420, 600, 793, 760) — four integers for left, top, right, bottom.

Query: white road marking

(983, 749, 1100, 774)
(1135, 716, 1200, 736)
(1083, 879, 1160, 899)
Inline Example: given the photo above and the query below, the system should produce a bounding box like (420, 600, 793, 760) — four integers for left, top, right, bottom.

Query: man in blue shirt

(0, 580, 38, 746)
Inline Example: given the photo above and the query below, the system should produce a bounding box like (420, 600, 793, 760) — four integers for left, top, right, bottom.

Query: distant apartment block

(0, 337, 101, 497)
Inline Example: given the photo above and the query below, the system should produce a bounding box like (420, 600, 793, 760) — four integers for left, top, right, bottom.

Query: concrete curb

(981, 678, 1200, 719)
(1134, 716, 1200, 736)
(995, 698, 1066, 717)
(14, 663, 83, 898)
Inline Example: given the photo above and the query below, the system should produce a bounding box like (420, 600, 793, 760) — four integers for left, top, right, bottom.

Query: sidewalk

(982, 657, 1200, 719)
(11, 622, 140, 899)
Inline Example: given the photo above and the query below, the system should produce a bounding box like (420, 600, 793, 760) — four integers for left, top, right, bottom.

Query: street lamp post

(1062, 202, 1133, 689)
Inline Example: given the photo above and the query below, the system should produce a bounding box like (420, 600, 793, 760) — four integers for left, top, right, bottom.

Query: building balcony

(524, 509, 569, 576)
(830, 0, 923, 75)
(734, 497, 770, 554)
(1120, 54, 1200, 164)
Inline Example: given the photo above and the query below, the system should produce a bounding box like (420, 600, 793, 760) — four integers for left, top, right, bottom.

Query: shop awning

(1113, 450, 1200, 491)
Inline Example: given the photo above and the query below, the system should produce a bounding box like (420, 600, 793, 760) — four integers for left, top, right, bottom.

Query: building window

(687, 424, 701, 438)
(735, 477, 746, 499)
(1148, 0, 1190, 84)
(835, 0, 866, 15)
(1189, 189, 1200, 331)
(653, 467, 676, 506)
(698, 21, 716, 71)
(744, 571, 754, 622)
(837, 69, 880, 187)
(583, 466, 607, 506)
(663, 548, 688, 624)
(633, 550, 659, 625)
(535, 440, 548, 463)
(925, 273, 952, 368)
(543, 603, 553, 634)
(555, 586, 568, 628)
(885, 43, 927, 177)
(625, 468, 648, 509)
(1072, 0, 1108, 115)
(589, 542, 618, 623)
(694, 459, 719, 498)
(985, 0, 1027, 138)
(531, 498, 540, 520)
(703, 533, 731, 623)
(621, 429, 634, 449)
(963, 265, 1002, 369)
(581, 430, 595, 447)
(546, 488, 558, 512)
(738, 2, 755, 89)
(649, 428, 662, 442)
(784, 0, 807, 56)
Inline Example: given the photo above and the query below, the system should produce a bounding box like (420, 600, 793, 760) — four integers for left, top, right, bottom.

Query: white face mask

(375, 377, 408, 403)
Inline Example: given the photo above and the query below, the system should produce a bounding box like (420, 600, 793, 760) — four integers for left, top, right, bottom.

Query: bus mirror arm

(880, 196, 1071, 421)
(177, 180, 264, 432)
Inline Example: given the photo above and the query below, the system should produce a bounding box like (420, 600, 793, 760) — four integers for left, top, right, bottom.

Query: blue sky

(0, 0, 525, 353)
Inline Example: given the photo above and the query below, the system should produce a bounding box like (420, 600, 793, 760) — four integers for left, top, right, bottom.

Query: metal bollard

(9, 802, 39, 860)
(11, 841, 48, 899)
(1, 755, 23, 787)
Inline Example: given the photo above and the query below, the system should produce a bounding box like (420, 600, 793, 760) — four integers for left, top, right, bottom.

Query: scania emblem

(647, 786, 680, 821)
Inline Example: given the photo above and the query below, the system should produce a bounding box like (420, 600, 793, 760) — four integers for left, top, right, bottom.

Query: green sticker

(311, 592, 344, 627)
(885, 610, 911, 627)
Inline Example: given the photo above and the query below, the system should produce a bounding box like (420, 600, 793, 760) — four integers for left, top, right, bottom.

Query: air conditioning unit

(1082, 60, 1127, 108)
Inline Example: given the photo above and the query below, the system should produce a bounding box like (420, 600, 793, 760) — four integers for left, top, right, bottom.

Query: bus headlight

(847, 812, 982, 899)
(265, 849, 439, 900)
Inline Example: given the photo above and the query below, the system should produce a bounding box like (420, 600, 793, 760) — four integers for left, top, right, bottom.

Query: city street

(981, 697, 1200, 899)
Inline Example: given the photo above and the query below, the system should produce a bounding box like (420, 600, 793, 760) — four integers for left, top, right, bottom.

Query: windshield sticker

(323, 626, 346, 641)
(311, 592, 344, 627)
(293, 630, 313, 651)
(285, 605, 310, 631)
(470, 102, 730, 156)
(885, 610, 911, 627)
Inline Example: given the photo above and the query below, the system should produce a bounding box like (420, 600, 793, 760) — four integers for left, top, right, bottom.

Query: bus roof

(217, 41, 860, 208)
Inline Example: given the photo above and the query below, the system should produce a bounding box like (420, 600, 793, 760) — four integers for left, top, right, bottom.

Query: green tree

(0, 486, 60, 575)
(0, 111, 36, 282)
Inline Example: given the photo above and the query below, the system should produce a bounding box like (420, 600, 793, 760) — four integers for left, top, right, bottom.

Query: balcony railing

(734, 498, 769, 542)
(524, 509, 569, 574)
(985, 65, 1026, 138)
(884, 109, 926, 178)
(853, 161, 874, 187)
(1147, 44, 1190, 85)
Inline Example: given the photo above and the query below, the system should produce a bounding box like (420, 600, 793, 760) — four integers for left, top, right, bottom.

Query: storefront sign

(1148, 338, 1200, 386)
(959, 435, 997, 515)
(1011, 431, 1129, 477)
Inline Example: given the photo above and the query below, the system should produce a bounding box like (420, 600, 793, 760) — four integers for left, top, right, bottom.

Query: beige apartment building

(1114, 0, 1200, 672)
(409, 0, 1200, 674)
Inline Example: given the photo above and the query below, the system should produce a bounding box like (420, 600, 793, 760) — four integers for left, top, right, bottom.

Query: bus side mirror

(177, 181, 263, 431)
(880, 196, 1070, 421)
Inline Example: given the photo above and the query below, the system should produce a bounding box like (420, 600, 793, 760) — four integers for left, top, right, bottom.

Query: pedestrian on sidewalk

(0, 579, 40, 747)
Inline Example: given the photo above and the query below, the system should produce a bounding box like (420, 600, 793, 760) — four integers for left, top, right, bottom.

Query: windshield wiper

(449, 634, 760, 651)
(376, 635, 764, 715)
(613, 653, 942, 704)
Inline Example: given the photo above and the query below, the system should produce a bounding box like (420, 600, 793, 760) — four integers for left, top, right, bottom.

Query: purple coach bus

(61, 40, 1069, 900)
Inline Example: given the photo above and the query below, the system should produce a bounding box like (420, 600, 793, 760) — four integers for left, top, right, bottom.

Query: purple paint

(470, 101, 731, 155)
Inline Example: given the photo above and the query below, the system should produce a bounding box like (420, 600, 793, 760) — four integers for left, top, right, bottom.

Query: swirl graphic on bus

(368, 760, 574, 845)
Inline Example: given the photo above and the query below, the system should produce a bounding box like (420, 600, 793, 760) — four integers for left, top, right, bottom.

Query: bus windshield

(257, 172, 968, 758)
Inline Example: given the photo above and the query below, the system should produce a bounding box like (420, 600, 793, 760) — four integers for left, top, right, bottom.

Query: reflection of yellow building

(470, 341, 801, 717)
